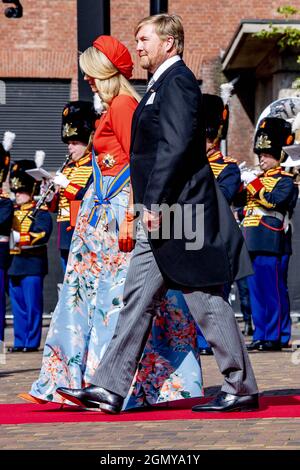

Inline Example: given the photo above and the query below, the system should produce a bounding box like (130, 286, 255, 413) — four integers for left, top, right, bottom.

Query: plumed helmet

(254, 117, 294, 160)
(0, 131, 15, 185)
(9, 159, 37, 194)
(202, 94, 229, 141)
(61, 101, 97, 144)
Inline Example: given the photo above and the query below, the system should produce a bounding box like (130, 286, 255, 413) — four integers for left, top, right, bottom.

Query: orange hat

(93, 35, 133, 79)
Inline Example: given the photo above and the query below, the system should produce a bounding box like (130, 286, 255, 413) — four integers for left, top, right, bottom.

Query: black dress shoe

(258, 341, 281, 351)
(192, 391, 259, 412)
(199, 347, 213, 355)
(56, 385, 124, 414)
(246, 340, 264, 351)
(7, 346, 24, 352)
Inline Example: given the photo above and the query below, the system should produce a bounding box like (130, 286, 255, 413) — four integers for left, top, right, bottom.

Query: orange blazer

(93, 94, 138, 176)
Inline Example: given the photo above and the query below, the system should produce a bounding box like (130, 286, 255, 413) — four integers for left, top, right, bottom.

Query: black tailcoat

(130, 60, 252, 288)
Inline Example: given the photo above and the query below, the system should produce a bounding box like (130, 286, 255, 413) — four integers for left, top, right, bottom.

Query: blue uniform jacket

(49, 153, 93, 251)
(8, 204, 53, 276)
(208, 150, 241, 204)
(0, 195, 14, 269)
(237, 167, 295, 254)
(282, 181, 299, 255)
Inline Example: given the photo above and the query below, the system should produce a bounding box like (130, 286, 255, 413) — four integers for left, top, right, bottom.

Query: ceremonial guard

(239, 117, 295, 351)
(280, 127, 300, 348)
(203, 93, 241, 205)
(198, 94, 252, 353)
(0, 132, 15, 342)
(8, 155, 53, 352)
(47, 101, 96, 271)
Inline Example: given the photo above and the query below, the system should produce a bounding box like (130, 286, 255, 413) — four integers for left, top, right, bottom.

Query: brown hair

(134, 13, 184, 56)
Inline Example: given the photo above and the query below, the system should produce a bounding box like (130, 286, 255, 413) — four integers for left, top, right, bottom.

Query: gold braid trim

(29, 231, 46, 245)
(258, 187, 276, 209)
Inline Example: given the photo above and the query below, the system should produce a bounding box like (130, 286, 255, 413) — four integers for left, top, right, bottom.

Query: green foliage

(277, 5, 299, 18)
(254, 5, 300, 62)
(255, 26, 300, 50)
(292, 77, 300, 88)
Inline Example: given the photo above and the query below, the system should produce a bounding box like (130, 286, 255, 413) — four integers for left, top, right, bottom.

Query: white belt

(58, 207, 70, 217)
(245, 207, 284, 222)
(0, 235, 9, 243)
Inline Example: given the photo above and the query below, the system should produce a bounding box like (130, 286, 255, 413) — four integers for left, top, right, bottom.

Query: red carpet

(1, 395, 300, 425)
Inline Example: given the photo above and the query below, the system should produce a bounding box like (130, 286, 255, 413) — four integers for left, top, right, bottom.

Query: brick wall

(111, 0, 300, 164)
(0, 0, 77, 97)
(1, 0, 299, 163)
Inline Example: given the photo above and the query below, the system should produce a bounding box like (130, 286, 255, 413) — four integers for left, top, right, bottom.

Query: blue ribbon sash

(88, 148, 130, 228)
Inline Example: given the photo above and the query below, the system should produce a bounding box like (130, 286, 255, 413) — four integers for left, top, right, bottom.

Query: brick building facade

(1, 1, 300, 314)
(1, 0, 300, 165)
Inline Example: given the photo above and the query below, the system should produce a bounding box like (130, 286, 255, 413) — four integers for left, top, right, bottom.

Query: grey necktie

(146, 77, 155, 92)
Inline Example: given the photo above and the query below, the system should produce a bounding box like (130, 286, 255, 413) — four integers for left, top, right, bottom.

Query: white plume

(2, 131, 16, 151)
(292, 111, 300, 138)
(35, 150, 45, 168)
(220, 82, 234, 106)
(93, 93, 105, 115)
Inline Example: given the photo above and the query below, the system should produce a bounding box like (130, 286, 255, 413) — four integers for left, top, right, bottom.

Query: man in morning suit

(57, 14, 259, 413)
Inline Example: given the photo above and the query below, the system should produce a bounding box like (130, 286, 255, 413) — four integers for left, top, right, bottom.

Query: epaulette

(223, 156, 238, 164)
(76, 153, 92, 167)
(281, 170, 294, 177)
(266, 168, 281, 177)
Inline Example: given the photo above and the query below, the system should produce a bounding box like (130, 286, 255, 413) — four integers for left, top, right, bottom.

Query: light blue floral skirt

(30, 177, 203, 409)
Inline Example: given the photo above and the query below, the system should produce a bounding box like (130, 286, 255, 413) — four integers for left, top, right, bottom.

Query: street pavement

(1, 323, 300, 450)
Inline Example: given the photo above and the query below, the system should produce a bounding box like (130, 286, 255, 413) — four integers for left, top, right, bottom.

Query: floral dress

(30, 177, 203, 409)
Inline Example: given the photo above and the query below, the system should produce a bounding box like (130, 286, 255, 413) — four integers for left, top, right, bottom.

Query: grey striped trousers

(92, 223, 258, 398)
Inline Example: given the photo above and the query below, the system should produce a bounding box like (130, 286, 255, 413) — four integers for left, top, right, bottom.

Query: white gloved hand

(43, 190, 55, 203)
(12, 230, 20, 244)
(40, 178, 55, 202)
(241, 170, 257, 185)
(54, 172, 70, 189)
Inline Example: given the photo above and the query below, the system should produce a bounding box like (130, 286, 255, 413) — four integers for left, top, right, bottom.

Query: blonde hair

(135, 13, 184, 56)
(79, 47, 140, 108)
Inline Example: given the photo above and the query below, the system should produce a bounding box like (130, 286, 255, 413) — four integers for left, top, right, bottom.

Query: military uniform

(240, 117, 295, 350)
(198, 94, 245, 352)
(0, 132, 15, 342)
(49, 151, 92, 269)
(8, 160, 53, 351)
(279, 179, 299, 346)
(208, 151, 241, 204)
(48, 101, 95, 271)
(203, 93, 241, 205)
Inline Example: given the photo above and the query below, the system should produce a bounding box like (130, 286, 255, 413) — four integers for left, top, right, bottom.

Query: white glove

(241, 170, 257, 185)
(9, 230, 21, 250)
(12, 230, 20, 243)
(42, 190, 55, 203)
(54, 172, 70, 189)
(40, 179, 55, 202)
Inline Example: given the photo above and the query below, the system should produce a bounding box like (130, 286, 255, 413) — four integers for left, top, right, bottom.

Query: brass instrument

(28, 154, 72, 221)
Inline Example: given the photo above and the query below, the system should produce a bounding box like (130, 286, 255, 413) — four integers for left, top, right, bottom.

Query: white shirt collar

(151, 55, 181, 83)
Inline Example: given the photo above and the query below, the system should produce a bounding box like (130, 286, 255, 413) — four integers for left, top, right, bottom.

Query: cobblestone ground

(1, 322, 300, 450)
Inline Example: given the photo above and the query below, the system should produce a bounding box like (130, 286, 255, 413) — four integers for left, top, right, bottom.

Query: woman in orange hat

(20, 36, 203, 410)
